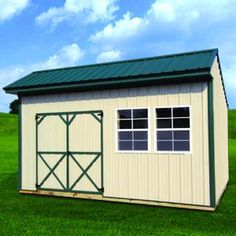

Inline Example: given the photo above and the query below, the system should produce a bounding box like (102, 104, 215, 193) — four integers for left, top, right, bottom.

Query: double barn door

(35, 110, 103, 194)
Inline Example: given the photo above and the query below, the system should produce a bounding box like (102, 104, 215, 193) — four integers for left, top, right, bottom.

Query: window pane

(118, 131, 132, 140)
(157, 119, 172, 128)
(174, 131, 189, 140)
(173, 118, 189, 128)
(133, 119, 148, 129)
(173, 107, 189, 117)
(157, 141, 172, 151)
(174, 141, 189, 151)
(134, 131, 147, 140)
(133, 109, 148, 118)
(118, 110, 131, 119)
(134, 141, 148, 150)
(156, 108, 171, 118)
(157, 131, 172, 140)
(118, 120, 132, 129)
(119, 141, 132, 150)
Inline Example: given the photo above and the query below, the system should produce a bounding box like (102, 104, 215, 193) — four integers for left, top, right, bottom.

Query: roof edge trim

(5, 71, 211, 95)
(215, 52, 229, 108)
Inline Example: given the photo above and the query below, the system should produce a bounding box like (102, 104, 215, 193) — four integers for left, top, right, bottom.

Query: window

(117, 108, 148, 151)
(156, 107, 190, 152)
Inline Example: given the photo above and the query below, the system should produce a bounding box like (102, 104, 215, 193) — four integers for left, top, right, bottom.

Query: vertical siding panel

(78, 95, 86, 191)
(107, 89, 119, 197)
(168, 84, 181, 203)
(148, 86, 158, 201)
(117, 89, 128, 198)
(127, 88, 138, 199)
(179, 83, 192, 204)
(103, 90, 111, 196)
(191, 83, 204, 205)
(136, 87, 149, 200)
(202, 82, 210, 205)
(157, 86, 170, 202)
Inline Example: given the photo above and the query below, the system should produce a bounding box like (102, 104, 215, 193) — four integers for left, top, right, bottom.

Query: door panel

(68, 154, 101, 192)
(69, 114, 100, 152)
(38, 116, 66, 152)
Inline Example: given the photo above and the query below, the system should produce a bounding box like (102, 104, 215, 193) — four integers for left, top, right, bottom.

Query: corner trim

(215, 53, 229, 108)
(208, 79, 216, 207)
(215, 180, 229, 210)
(18, 96, 22, 190)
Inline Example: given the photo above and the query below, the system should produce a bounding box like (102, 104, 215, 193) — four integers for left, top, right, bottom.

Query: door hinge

(98, 112, 103, 118)
(99, 187, 104, 192)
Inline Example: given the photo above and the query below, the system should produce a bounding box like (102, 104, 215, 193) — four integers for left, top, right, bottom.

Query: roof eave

(4, 71, 212, 96)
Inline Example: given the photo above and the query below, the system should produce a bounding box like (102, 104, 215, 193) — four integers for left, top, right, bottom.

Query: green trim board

(36, 110, 103, 116)
(18, 97, 22, 190)
(100, 112, 104, 191)
(35, 110, 104, 194)
(66, 115, 69, 190)
(35, 112, 38, 188)
(215, 53, 229, 108)
(36, 188, 103, 195)
(38, 151, 101, 155)
(208, 78, 216, 207)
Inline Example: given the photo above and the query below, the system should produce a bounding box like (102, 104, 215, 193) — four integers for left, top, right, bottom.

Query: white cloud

(90, 12, 146, 44)
(36, 0, 119, 28)
(90, 0, 234, 45)
(35, 7, 67, 29)
(96, 50, 121, 63)
(221, 55, 236, 106)
(147, 1, 177, 23)
(147, 0, 232, 25)
(0, 67, 25, 111)
(38, 43, 84, 69)
(0, 0, 29, 22)
(0, 43, 84, 112)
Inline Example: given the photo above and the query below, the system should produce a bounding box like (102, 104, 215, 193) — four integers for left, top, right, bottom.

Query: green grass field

(0, 111, 235, 235)
(229, 109, 236, 139)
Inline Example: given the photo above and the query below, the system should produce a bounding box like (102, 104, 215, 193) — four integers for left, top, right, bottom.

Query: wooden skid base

(19, 190, 215, 211)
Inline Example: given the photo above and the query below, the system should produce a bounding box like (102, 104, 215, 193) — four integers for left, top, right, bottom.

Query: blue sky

(0, 0, 236, 111)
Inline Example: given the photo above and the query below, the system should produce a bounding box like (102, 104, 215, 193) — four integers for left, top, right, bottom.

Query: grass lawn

(0, 112, 235, 235)
(229, 109, 236, 139)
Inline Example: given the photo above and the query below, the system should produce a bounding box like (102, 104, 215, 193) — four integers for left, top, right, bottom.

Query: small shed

(4, 49, 228, 211)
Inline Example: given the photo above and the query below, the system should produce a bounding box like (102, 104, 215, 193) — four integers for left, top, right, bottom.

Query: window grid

(156, 107, 190, 152)
(117, 109, 148, 151)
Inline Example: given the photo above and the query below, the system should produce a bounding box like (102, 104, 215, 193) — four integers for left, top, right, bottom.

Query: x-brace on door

(35, 110, 103, 194)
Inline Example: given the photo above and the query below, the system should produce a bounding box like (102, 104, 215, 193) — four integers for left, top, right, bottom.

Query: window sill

(116, 151, 150, 154)
(115, 150, 192, 154)
(155, 151, 192, 154)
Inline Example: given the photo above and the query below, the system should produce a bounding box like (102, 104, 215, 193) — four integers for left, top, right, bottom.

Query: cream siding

(211, 58, 229, 203)
(21, 82, 210, 206)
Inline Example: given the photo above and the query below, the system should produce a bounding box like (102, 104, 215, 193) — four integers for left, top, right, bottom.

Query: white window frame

(115, 107, 150, 153)
(154, 105, 192, 154)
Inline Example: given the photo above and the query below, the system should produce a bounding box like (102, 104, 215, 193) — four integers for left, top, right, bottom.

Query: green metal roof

(4, 49, 218, 95)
